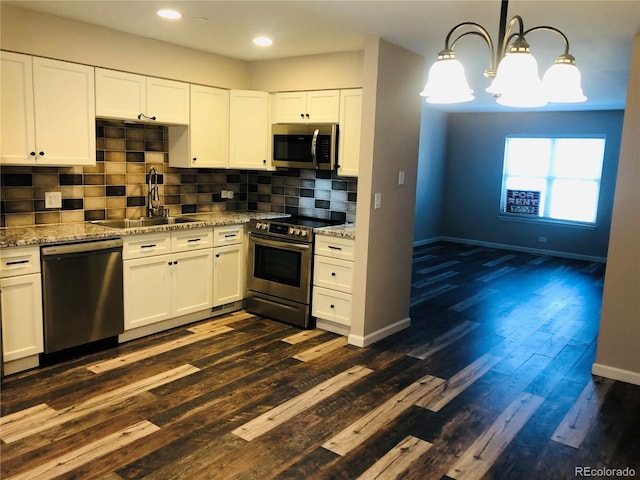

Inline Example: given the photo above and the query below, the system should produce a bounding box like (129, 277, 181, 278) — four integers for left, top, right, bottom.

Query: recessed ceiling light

(157, 9, 182, 20)
(253, 36, 273, 47)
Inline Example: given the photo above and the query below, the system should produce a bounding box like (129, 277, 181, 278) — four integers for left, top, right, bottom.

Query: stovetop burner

(285, 216, 342, 229)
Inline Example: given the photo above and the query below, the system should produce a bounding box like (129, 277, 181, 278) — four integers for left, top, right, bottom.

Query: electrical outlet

(45, 191, 62, 209)
(374, 192, 382, 209)
(221, 190, 235, 199)
(398, 171, 405, 185)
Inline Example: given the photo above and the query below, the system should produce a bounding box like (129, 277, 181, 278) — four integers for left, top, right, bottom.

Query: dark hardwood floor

(2, 241, 639, 479)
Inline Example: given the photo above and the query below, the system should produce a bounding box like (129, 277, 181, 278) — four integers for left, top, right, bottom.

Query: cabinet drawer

(171, 228, 213, 252)
(313, 255, 353, 293)
(312, 286, 352, 326)
(213, 224, 244, 247)
(123, 232, 171, 260)
(0, 245, 41, 278)
(315, 235, 355, 261)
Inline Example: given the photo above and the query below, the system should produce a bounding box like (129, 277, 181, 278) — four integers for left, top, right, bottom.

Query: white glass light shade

(542, 62, 587, 103)
(487, 51, 546, 107)
(420, 57, 474, 104)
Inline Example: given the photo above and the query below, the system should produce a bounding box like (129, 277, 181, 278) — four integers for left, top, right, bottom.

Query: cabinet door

(273, 91, 307, 123)
(189, 85, 229, 168)
(172, 249, 213, 316)
(0, 52, 36, 165)
(213, 243, 245, 307)
(123, 255, 172, 330)
(1, 273, 44, 361)
(229, 90, 270, 170)
(32, 57, 96, 166)
(306, 90, 340, 122)
(95, 68, 146, 120)
(337, 89, 362, 177)
(146, 77, 189, 125)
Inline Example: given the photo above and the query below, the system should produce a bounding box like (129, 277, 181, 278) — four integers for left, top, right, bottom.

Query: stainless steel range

(246, 216, 338, 328)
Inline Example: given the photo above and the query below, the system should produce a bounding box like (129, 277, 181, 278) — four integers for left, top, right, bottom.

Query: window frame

(498, 134, 607, 227)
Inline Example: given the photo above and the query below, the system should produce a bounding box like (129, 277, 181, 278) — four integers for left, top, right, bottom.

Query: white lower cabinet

(312, 235, 355, 336)
(123, 253, 173, 329)
(212, 225, 245, 307)
(123, 228, 214, 331)
(0, 246, 44, 373)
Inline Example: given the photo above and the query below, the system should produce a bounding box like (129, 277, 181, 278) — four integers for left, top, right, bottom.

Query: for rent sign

(506, 190, 540, 215)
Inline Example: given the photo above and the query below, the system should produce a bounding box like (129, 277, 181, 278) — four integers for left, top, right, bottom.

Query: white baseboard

(592, 363, 640, 386)
(419, 236, 607, 263)
(348, 317, 411, 347)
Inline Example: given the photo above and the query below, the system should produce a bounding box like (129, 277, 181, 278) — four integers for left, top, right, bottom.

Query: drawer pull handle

(224, 234, 236, 238)
(187, 238, 201, 243)
(6, 259, 29, 266)
(141, 244, 157, 249)
(328, 246, 342, 251)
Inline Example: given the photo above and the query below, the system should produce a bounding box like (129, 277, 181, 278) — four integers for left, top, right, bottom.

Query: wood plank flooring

(2, 241, 639, 479)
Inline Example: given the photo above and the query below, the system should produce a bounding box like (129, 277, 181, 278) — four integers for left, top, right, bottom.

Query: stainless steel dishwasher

(41, 238, 124, 354)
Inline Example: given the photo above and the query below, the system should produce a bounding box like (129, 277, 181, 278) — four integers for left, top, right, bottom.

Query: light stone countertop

(0, 212, 289, 248)
(314, 223, 356, 240)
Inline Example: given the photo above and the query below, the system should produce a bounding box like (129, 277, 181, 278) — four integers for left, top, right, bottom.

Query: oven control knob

(294, 228, 301, 235)
(301, 230, 308, 237)
(288, 227, 294, 234)
(255, 222, 262, 229)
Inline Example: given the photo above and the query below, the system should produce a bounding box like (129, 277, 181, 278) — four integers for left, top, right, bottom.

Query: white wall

(593, 33, 640, 386)
(350, 38, 424, 346)
(248, 51, 363, 92)
(1, 4, 249, 89)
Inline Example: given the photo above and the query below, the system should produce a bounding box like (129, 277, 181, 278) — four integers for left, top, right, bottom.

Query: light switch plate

(45, 191, 62, 209)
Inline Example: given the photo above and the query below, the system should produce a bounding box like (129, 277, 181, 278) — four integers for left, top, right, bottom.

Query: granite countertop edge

(314, 224, 356, 240)
(0, 212, 290, 248)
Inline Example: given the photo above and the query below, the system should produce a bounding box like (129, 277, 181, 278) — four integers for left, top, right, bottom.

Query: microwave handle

(311, 128, 320, 168)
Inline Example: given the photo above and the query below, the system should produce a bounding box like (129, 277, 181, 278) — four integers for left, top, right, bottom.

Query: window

(500, 136, 606, 224)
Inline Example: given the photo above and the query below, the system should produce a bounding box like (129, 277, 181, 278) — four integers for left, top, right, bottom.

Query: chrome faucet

(147, 167, 160, 217)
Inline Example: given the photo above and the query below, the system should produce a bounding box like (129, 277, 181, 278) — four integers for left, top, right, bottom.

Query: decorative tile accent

(0, 119, 358, 228)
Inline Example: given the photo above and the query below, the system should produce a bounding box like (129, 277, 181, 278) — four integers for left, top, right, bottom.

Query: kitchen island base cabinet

(1, 245, 44, 375)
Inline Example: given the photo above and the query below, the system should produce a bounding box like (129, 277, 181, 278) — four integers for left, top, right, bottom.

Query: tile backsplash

(0, 120, 357, 228)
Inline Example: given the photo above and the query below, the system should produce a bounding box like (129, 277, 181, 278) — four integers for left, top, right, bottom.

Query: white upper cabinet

(169, 85, 230, 168)
(273, 90, 340, 124)
(337, 89, 363, 177)
(229, 90, 271, 170)
(1, 52, 96, 167)
(95, 68, 189, 125)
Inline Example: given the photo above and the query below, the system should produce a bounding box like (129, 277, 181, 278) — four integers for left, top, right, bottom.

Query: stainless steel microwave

(272, 123, 338, 170)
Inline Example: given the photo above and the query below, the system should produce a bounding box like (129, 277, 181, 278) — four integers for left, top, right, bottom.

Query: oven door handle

(250, 234, 311, 252)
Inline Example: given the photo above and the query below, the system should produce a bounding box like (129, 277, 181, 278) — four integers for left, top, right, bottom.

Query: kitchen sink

(93, 216, 200, 229)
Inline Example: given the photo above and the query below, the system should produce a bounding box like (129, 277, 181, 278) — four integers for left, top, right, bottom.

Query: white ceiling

(4, 0, 640, 112)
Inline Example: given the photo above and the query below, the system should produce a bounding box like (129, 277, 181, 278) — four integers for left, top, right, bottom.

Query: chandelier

(420, 0, 587, 107)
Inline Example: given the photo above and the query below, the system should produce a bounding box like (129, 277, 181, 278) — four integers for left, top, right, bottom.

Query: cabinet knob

(331, 272, 336, 276)
(30, 151, 36, 156)
(330, 304, 335, 309)
(300, 113, 305, 119)
(263, 159, 267, 164)
(215, 254, 220, 258)
(305, 113, 310, 119)
(174, 260, 178, 264)
(168, 261, 173, 265)
(192, 157, 197, 162)
(39, 151, 45, 156)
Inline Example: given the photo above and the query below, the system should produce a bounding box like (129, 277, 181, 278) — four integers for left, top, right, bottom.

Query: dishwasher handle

(42, 238, 123, 256)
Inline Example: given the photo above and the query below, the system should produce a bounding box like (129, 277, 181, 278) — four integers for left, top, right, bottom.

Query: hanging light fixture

(420, 0, 586, 107)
